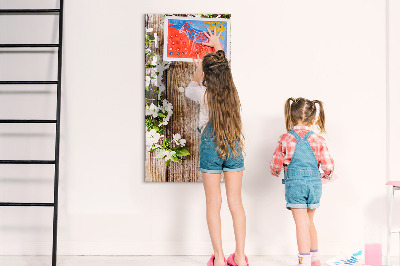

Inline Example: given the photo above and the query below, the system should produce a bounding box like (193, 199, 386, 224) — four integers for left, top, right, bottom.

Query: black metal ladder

(0, 2, 63, 266)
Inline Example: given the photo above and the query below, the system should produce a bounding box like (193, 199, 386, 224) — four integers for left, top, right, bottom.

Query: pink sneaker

(311, 260, 321, 266)
(227, 253, 249, 266)
(207, 254, 227, 266)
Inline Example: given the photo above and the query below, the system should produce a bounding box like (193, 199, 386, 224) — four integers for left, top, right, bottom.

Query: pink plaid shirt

(270, 126, 334, 179)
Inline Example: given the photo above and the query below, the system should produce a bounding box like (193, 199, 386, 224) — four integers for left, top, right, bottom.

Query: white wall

(0, 0, 389, 257)
(388, 0, 400, 257)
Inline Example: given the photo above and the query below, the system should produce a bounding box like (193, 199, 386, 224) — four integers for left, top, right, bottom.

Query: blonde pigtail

(313, 100, 326, 133)
(285, 98, 295, 131)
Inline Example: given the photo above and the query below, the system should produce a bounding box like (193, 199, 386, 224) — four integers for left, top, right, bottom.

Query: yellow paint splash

(204, 21, 226, 40)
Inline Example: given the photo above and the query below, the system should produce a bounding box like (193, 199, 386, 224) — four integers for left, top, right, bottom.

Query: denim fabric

(284, 130, 322, 209)
(199, 124, 245, 174)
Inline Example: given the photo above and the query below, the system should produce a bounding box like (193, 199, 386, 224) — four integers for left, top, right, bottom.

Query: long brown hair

(284, 97, 326, 133)
(202, 50, 243, 158)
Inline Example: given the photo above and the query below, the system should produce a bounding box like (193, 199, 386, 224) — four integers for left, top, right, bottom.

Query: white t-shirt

(184, 81, 209, 132)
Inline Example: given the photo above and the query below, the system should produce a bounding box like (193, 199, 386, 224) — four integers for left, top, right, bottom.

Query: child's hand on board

(202, 28, 223, 51)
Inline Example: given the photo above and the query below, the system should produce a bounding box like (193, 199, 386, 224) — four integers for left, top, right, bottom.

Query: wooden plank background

(145, 14, 230, 182)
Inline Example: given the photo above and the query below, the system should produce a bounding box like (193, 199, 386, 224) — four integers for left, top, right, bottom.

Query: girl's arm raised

(202, 28, 223, 51)
(192, 54, 203, 84)
(185, 55, 206, 103)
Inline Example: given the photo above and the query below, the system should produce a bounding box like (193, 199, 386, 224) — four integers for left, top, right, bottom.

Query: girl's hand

(202, 28, 223, 51)
(192, 54, 203, 83)
(194, 54, 202, 72)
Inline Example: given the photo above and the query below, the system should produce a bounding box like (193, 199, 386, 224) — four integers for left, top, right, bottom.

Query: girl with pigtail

(270, 98, 335, 266)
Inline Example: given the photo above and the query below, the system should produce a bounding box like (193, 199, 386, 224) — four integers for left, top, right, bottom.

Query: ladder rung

(391, 229, 400, 233)
(0, 202, 54, 207)
(0, 81, 58, 84)
(0, 9, 60, 14)
(0, 44, 59, 48)
(0, 119, 56, 123)
(0, 160, 55, 164)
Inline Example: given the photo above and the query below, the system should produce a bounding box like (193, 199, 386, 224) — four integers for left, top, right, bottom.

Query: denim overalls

(283, 130, 322, 210)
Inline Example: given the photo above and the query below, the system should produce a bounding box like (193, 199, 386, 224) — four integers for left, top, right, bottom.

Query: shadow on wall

(364, 194, 387, 247)
(365, 195, 386, 228)
(242, 114, 293, 254)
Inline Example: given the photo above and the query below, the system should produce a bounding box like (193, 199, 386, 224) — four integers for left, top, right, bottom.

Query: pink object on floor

(365, 243, 382, 266)
(386, 181, 400, 187)
(322, 173, 338, 184)
(311, 260, 321, 266)
(207, 254, 227, 266)
(227, 253, 249, 266)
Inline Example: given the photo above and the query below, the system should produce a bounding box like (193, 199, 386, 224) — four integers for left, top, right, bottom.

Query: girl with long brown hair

(184, 29, 248, 266)
(270, 98, 335, 266)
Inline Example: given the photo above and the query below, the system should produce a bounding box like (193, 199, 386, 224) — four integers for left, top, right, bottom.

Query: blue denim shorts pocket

(285, 180, 304, 205)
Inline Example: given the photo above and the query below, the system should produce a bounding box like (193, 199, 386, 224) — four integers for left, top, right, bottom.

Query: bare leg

(291, 208, 311, 254)
(203, 172, 225, 266)
(225, 171, 247, 266)
(307, 209, 318, 251)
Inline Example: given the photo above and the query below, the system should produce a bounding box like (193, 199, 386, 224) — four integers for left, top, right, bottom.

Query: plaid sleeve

(318, 136, 335, 179)
(270, 135, 286, 177)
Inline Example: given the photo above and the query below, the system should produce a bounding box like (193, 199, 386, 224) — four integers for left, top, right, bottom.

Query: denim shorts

(199, 126, 245, 174)
(285, 178, 322, 209)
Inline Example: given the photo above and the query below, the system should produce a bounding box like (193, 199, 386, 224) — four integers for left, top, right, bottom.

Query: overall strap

(303, 130, 314, 140)
(288, 130, 301, 141)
